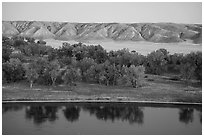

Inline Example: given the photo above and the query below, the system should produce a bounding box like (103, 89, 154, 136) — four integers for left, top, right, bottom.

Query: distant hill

(2, 21, 202, 44)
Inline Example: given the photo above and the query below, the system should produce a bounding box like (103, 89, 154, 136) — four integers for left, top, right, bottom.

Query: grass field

(45, 39, 202, 55)
(2, 74, 202, 103)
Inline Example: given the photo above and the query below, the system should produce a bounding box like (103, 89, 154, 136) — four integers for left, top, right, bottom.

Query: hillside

(2, 21, 202, 44)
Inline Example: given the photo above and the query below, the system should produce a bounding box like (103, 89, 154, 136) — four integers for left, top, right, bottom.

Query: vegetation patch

(2, 36, 202, 103)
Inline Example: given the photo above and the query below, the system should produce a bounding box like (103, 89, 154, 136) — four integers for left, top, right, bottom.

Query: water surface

(45, 39, 202, 55)
(2, 102, 202, 135)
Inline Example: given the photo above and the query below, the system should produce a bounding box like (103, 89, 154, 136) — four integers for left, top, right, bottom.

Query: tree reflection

(199, 111, 202, 124)
(25, 105, 58, 124)
(179, 108, 194, 124)
(121, 106, 144, 124)
(195, 107, 202, 124)
(83, 104, 144, 124)
(2, 105, 23, 114)
(200, 114, 202, 124)
(63, 106, 80, 122)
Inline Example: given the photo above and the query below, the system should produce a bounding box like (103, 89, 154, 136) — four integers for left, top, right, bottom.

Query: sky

(2, 2, 202, 24)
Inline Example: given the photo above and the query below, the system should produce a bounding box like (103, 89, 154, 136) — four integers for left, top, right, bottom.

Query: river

(2, 102, 202, 135)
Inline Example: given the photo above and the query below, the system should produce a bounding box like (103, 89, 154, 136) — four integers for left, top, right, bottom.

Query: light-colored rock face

(20, 26, 38, 37)
(32, 27, 55, 39)
(55, 23, 77, 39)
(2, 21, 202, 44)
(2, 22, 19, 36)
(116, 26, 144, 41)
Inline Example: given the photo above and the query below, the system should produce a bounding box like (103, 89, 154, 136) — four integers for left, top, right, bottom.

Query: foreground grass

(2, 75, 202, 103)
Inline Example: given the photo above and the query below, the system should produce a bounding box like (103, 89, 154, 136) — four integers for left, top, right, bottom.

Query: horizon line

(2, 20, 202, 25)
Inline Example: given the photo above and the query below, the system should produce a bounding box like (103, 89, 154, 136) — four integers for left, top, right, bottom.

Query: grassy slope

(2, 75, 202, 103)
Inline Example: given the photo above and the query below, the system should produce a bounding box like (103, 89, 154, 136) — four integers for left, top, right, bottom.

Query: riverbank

(2, 75, 202, 104)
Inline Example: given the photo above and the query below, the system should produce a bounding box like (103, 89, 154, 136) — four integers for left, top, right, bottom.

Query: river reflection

(2, 103, 202, 135)
(3, 103, 144, 124)
(25, 105, 58, 124)
(83, 104, 144, 124)
(63, 105, 80, 122)
(2, 105, 23, 114)
(179, 108, 194, 124)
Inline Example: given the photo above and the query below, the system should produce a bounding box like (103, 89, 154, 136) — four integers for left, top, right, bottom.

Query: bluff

(2, 21, 202, 44)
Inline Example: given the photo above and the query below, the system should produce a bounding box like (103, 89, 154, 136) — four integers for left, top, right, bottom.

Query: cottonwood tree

(180, 63, 195, 85)
(86, 63, 104, 83)
(85, 61, 118, 86)
(134, 65, 145, 87)
(91, 45, 108, 64)
(167, 53, 183, 73)
(145, 49, 168, 75)
(184, 52, 202, 81)
(62, 66, 81, 86)
(102, 62, 118, 86)
(77, 57, 96, 81)
(194, 52, 202, 81)
(49, 60, 61, 86)
(24, 63, 39, 88)
(2, 58, 25, 83)
(120, 65, 145, 88)
(180, 51, 202, 84)
(2, 42, 12, 63)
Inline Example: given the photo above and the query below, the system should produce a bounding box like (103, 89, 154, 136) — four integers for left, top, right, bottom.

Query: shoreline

(2, 100, 202, 105)
(3, 76, 202, 105)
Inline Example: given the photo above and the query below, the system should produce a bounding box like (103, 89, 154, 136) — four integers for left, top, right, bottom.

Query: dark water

(2, 102, 202, 135)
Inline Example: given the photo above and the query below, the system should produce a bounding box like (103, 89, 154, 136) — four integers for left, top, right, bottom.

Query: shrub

(62, 66, 81, 86)
(2, 58, 25, 83)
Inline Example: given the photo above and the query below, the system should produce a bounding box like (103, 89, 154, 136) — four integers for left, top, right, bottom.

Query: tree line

(2, 36, 202, 88)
